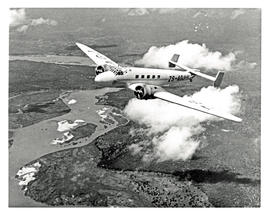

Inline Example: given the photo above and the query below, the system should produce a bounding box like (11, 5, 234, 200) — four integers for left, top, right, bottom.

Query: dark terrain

(9, 8, 260, 207)
(23, 122, 212, 207)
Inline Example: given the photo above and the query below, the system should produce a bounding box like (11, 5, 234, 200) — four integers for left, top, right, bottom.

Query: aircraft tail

(169, 54, 180, 68)
(169, 53, 225, 87)
(213, 71, 225, 87)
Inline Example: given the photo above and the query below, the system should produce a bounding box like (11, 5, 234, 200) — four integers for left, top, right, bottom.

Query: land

(9, 58, 260, 207)
(9, 60, 98, 96)
(23, 124, 212, 207)
(61, 123, 97, 147)
(14, 67, 260, 206)
(9, 91, 70, 129)
(9, 8, 260, 207)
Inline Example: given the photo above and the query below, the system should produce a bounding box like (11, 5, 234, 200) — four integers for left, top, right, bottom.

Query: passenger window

(141, 75, 145, 79)
(152, 75, 155, 79)
(147, 75, 150, 79)
(135, 75, 139, 79)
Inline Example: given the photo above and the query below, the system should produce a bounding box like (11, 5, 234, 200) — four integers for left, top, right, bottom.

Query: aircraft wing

(127, 83, 242, 122)
(154, 91, 242, 122)
(76, 42, 118, 66)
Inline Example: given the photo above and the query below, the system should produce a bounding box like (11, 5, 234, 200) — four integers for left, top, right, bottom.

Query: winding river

(9, 88, 122, 206)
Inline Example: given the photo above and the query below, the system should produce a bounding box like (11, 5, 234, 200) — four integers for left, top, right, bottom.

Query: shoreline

(9, 87, 122, 207)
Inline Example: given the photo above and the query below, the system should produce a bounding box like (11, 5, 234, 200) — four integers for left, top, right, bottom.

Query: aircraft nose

(94, 71, 115, 82)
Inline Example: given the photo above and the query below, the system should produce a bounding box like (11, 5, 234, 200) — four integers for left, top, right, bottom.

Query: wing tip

(75, 42, 84, 48)
(233, 117, 242, 123)
(228, 115, 242, 123)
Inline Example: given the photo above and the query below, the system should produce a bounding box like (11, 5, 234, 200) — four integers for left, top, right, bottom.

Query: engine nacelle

(95, 65, 105, 75)
(134, 85, 155, 100)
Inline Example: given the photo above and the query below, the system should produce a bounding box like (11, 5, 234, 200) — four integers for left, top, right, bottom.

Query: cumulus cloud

(10, 8, 58, 33)
(136, 40, 236, 71)
(10, 9, 26, 27)
(124, 85, 241, 162)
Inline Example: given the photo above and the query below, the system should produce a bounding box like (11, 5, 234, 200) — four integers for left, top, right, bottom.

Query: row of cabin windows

(135, 75, 161, 79)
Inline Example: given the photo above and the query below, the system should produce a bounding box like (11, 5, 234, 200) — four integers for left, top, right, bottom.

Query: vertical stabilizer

(169, 54, 180, 68)
(214, 71, 225, 87)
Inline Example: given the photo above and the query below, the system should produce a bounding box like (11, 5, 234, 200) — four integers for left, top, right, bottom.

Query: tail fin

(169, 54, 180, 68)
(214, 71, 225, 87)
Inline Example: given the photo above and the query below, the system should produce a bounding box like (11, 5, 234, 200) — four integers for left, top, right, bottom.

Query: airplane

(76, 42, 242, 122)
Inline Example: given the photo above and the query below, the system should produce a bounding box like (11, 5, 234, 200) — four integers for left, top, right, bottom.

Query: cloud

(119, 8, 150, 16)
(231, 9, 245, 20)
(10, 9, 26, 27)
(151, 8, 183, 14)
(124, 85, 241, 162)
(120, 8, 183, 16)
(30, 17, 58, 26)
(135, 40, 236, 71)
(16, 24, 29, 33)
(234, 60, 257, 70)
(10, 8, 58, 33)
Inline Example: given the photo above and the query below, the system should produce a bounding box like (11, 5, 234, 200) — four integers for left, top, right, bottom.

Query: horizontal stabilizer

(169, 54, 225, 87)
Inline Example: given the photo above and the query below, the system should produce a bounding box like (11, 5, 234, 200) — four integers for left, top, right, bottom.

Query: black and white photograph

(8, 5, 262, 209)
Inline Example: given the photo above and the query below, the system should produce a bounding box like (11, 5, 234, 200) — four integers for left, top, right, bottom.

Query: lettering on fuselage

(168, 75, 189, 82)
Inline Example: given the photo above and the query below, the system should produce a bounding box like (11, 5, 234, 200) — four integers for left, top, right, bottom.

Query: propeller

(134, 86, 145, 99)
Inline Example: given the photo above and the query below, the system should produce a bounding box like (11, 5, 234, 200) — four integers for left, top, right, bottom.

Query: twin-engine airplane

(76, 43, 242, 122)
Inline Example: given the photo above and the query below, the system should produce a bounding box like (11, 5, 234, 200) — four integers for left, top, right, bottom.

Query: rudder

(169, 54, 180, 68)
(214, 71, 225, 87)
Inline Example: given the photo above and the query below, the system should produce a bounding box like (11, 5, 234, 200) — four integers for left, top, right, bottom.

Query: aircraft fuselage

(95, 66, 193, 87)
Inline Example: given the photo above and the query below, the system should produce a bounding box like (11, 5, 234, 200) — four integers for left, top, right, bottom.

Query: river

(9, 88, 121, 207)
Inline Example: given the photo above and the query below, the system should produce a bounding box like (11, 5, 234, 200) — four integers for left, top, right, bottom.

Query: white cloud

(10, 9, 26, 27)
(120, 8, 183, 16)
(124, 85, 241, 162)
(128, 8, 150, 16)
(31, 17, 58, 26)
(10, 9, 58, 33)
(119, 8, 150, 16)
(135, 40, 236, 71)
(234, 60, 257, 70)
(16, 24, 29, 33)
(151, 8, 182, 14)
(231, 9, 245, 20)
